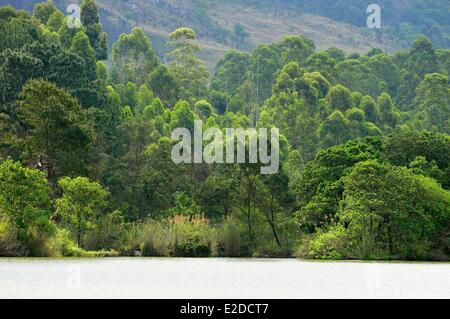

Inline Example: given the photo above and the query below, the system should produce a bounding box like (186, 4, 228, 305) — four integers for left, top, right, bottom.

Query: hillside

(0, 0, 410, 69)
(1, 0, 450, 261)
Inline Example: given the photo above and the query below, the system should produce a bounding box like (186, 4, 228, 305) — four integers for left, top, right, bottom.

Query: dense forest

(0, 0, 449, 260)
(6, 0, 450, 70)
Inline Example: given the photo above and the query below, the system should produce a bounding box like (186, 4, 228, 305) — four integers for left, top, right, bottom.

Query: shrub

(57, 229, 118, 257)
(130, 215, 218, 257)
(0, 217, 20, 256)
(169, 215, 218, 257)
(297, 225, 349, 260)
(139, 220, 171, 257)
(218, 217, 242, 257)
(84, 211, 127, 251)
(172, 235, 211, 257)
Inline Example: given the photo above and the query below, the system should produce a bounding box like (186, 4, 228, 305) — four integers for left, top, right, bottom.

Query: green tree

(405, 36, 439, 78)
(147, 65, 179, 106)
(32, 0, 56, 24)
(71, 31, 97, 81)
(377, 93, 398, 130)
(319, 110, 351, 147)
(80, 0, 107, 60)
(167, 27, 209, 100)
(56, 176, 108, 247)
(340, 159, 450, 259)
(360, 95, 379, 124)
(233, 23, 249, 48)
(327, 84, 353, 112)
(47, 9, 64, 32)
(112, 27, 159, 86)
(0, 18, 38, 52)
(279, 35, 314, 65)
(413, 73, 450, 133)
(17, 80, 93, 181)
(0, 159, 54, 255)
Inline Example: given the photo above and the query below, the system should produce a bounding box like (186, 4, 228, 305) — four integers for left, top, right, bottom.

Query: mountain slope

(0, 0, 402, 69)
(3, 0, 448, 69)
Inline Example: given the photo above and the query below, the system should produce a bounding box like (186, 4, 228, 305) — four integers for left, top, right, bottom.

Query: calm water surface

(0, 258, 449, 298)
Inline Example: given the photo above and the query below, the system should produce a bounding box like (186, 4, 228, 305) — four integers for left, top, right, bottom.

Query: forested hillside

(0, 1, 449, 260)
(5, 0, 450, 69)
(269, 0, 450, 47)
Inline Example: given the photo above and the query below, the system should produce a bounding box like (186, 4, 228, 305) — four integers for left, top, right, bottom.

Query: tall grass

(0, 218, 20, 256)
(128, 215, 219, 257)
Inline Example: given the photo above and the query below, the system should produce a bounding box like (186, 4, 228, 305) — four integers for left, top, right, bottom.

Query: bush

(130, 215, 218, 257)
(172, 235, 211, 257)
(0, 214, 61, 257)
(84, 211, 127, 251)
(218, 217, 242, 257)
(169, 215, 217, 257)
(0, 218, 20, 256)
(297, 225, 349, 260)
(139, 220, 171, 257)
(57, 229, 118, 257)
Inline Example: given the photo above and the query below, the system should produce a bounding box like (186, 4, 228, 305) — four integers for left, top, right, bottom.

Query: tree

(377, 93, 398, 129)
(279, 35, 315, 65)
(0, 5, 16, 21)
(333, 59, 385, 97)
(340, 159, 450, 259)
(80, 0, 107, 60)
(319, 110, 351, 147)
(366, 54, 401, 96)
(167, 27, 209, 100)
(147, 65, 179, 106)
(0, 48, 43, 106)
(0, 18, 38, 52)
(56, 176, 108, 247)
(405, 36, 438, 78)
(0, 159, 53, 254)
(47, 9, 64, 32)
(413, 73, 450, 133)
(57, 17, 78, 48)
(112, 27, 159, 86)
(17, 80, 94, 181)
(306, 52, 336, 80)
(327, 84, 353, 112)
(71, 31, 97, 81)
(360, 95, 379, 124)
(382, 131, 450, 188)
(256, 170, 295, 252)
(32, 0, 56, 24)
(250, 44, 281, 101)
(295, 138, 381, 233)
(211, 50, 250, 96)
(194, 100, 214, 120)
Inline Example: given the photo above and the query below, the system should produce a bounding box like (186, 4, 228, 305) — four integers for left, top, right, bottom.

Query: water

(0, 258, 449, 299)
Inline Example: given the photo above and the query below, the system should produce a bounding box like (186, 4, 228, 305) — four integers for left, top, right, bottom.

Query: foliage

(0, 159, 55, 256)
(55, 176, 108, 247)
(130, 215, 218, 257)
(0, 2, 449, 260)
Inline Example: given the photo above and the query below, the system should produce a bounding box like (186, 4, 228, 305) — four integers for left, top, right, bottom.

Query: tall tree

(70, 31, 97, 81)
(56, 176, 108, 247)
(0, 159, 53, 255)
(111, 27, 159, 87)
(414, 73, 450, 133)
(32, 0, 55, 24)
(17, 80, 93, 181)
(167, 27, 209, 100)
(80, 0, 107, 60)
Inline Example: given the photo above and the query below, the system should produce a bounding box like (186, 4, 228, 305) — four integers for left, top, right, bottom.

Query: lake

(0, 258, 449, 299)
